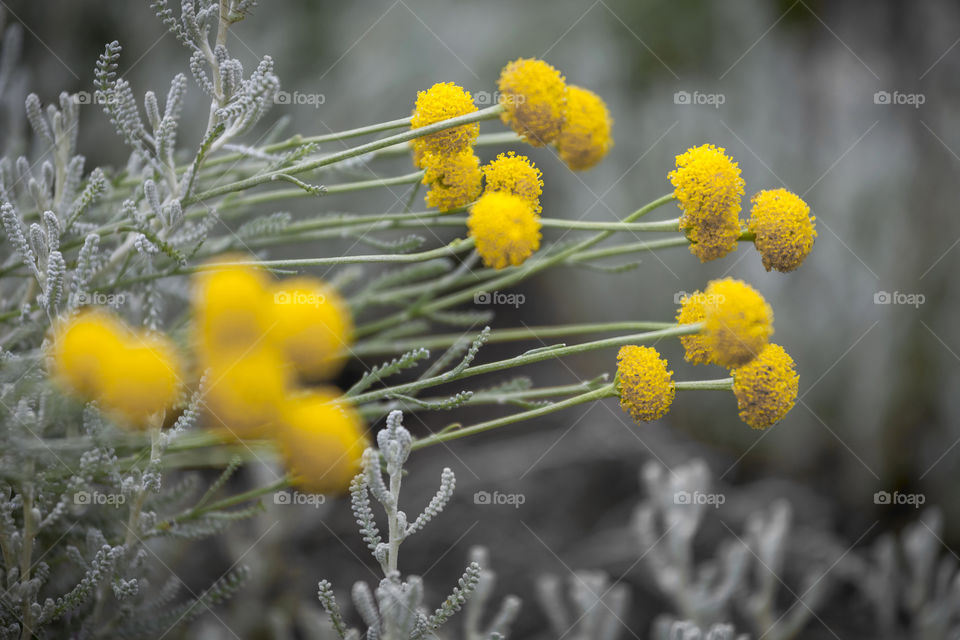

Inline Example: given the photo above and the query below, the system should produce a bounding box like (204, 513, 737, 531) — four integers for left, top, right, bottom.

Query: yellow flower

(99, 332, 183, 426)
(616, 345, 675, 423)
(269, 277, 353, 381)
(669, 144, 745, 262)
(467, 191, 542, 269)
(421, 149, 483, 211)
(675, 291, 712, 365)
(748, 189, 817, 272)
(497, 58, 567, 146)
(555, 85, 613, 170)
(702, 278, 773, 368)
(732, 343, 798, 429)
(192, 259, 273, 361)
(482, 151, 544, 214)
(276, 390, 367, 494)
(410, 82, 479, 160)
(49, 309, 128, 399)
(203, 347, 291, 439)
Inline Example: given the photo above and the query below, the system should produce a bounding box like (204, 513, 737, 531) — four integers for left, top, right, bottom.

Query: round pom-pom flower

(702, 278, 773, 368)
(497, 58, 567, 146)
(669, 144, 745, 262)
(269, 277, 353, 380)
(675, 291, 712, 365)
(748, 188, 817, 272)
(555, 85, 613, 170)
(467, 191, 542, 269)
(203, 347, 291, 439)
(421, 149, 483, 211)
(49, 309, 128, 399)
(276, 390, 367, 494)
(616, 345, 675, 423)
(482, 151, 544, 214)
(410, 82, 479, 159)
(732, 343, 798, 429)
(192, 260, 272, 361)
(98, 332, 183, 426)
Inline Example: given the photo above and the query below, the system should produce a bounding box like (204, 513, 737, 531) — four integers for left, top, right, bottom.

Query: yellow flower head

(410, 82, 479, 159)
(748, 189, 817, 272)
(702, 278, 773, 368)
(482, 151, 544, 214)
(675, 291, 712, 365)
(269, 277, 353, 381)
(497, 58, 567, 146)
(276, 390, 368, 494)
(555, 85, 613, 170)
(616, 345, 675, 423)
(203, 347, 291, 439)
(99, 332, 183, 426)
(50, 309, 128, 399)
(192, 259, 272, 360)
(421, 149, 483, 211)
(732, 343, 798, 429)
(669, 144, 745, 262)
(467, 191, 542, 269)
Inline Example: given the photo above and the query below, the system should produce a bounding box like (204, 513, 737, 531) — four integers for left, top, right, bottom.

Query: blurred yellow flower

(421, 149, 483, 211)
(748, 188, 817, 272)
(616, 345, 675, 423)
(50, 309, 128, 399)
(497, 58, 567, 146)
(203, 347, 291, 439)
(669, 144, 744, 262)
(482, 151, 544, 214)
(268, 277, 353, 381)
(276, 390, 367, 494)
(555, 85, 613, 170)
(192, 260, 273, 361)
(467, 191, 542, 269)
(410, 82, 479, 160)
(732, 343, 798, 429)
(702, 278, 773, 368)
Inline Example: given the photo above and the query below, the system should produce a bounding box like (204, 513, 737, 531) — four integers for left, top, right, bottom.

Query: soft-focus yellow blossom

(555, 85, 613, 170)
(99, 333, 183, 426)
(675, 291, 712, 365)
(467, 191, 542, 269)
(203, 347, 291, 439)
(732, 343, 798, 429)
(269, 277, 353, 381)
(616, 345, 675, 423)
(482, 152, 544, 214)
(50, 310, 128, 399)
(421, 149, 483, 211)
(748, 189, 817, 272)
(669, 144, 745, 262)
(702, 278, 773, 368)
(276, 390, 367, 494)
(192, 260, 272, 360)
(497, 58, 567, 146)
(410, 82, 479, 160)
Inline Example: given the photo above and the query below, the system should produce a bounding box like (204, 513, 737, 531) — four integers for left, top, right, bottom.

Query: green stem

(675, 378, 734, 391)
(171, 476, 289, 524)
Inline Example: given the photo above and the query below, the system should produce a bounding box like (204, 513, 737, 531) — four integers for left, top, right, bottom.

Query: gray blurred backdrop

(3, 1, 959, 637)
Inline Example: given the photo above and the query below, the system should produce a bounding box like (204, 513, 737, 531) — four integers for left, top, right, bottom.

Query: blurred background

(3, 0, 959, 637)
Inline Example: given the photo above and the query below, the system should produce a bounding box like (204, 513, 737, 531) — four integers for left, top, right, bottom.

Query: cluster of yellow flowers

(670, 144, 817, 271)
(409, 58, 613, 270)
(50, 310, 183, 426)
(617, 278, 798, 430)
(192, 261, 365, 492)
